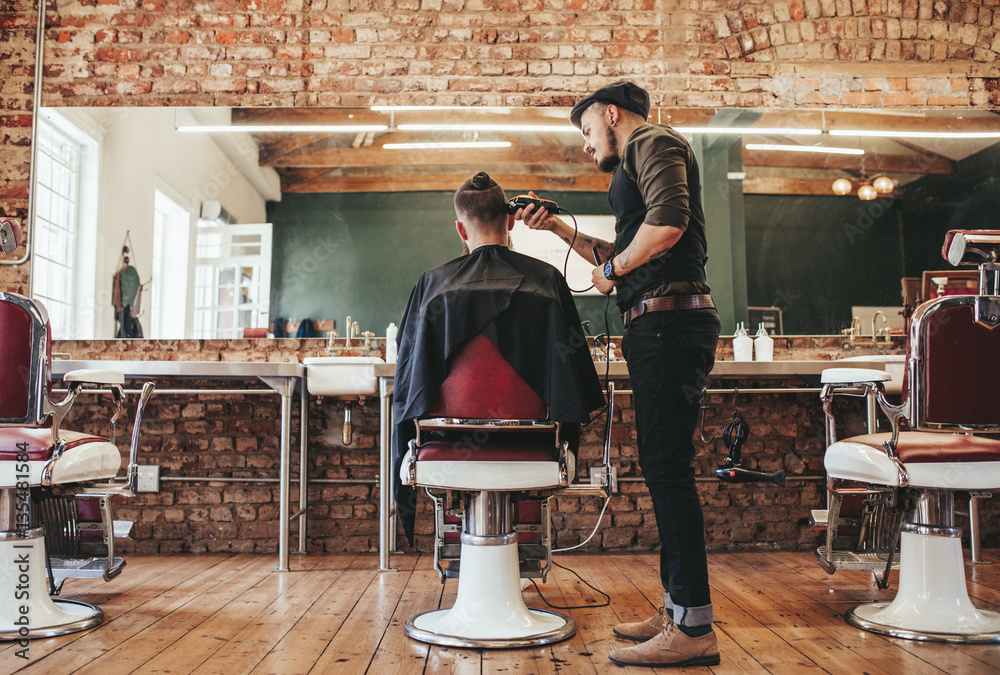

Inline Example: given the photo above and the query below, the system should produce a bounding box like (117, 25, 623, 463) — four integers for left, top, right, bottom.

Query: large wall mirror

(30, 105, 1000, 340)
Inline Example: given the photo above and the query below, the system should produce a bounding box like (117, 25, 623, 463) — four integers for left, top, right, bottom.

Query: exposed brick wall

(5, 0, 1000, 552)
(51, 337, 1000, 553)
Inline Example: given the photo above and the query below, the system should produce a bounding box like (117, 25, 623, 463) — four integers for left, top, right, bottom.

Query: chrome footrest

(817, 547, 900, 572)
(50, 556, 126, 579)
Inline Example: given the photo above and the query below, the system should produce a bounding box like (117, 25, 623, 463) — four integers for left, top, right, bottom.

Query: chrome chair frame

(0, 292, 154, 640)
(818, 232, 1000, 644)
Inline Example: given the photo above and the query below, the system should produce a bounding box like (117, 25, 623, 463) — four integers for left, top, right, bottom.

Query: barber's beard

(597, 125, 621, 173)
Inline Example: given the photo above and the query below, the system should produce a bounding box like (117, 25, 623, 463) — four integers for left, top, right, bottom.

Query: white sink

(302, 356, 384, 396)
(837, 354, 905, 395)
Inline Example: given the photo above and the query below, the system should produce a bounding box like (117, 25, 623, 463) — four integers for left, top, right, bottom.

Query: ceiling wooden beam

(742, 148, 953, 174)
(264, 144, 587, 168)
(279, 171, 611, 193)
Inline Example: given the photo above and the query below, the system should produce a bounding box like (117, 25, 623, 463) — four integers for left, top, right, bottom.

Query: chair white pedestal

(0, 529, 103, 640)
(847, 531, 1000, 643)
(404, 534, 575, 648)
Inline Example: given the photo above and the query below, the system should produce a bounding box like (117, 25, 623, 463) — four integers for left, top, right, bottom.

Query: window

(191, 222, 272, 339)
(31, 110, 99, 339)
(510, 215, 617, 294)
(151, 188, 193, 339)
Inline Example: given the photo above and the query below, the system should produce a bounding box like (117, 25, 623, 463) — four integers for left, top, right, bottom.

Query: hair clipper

(506, 195, 563, 215)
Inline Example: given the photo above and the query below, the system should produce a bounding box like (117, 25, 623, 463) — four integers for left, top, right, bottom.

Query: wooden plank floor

(1, 550, 999, 674)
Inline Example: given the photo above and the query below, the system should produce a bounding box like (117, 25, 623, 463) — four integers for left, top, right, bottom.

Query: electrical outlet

(590, 465, 618, 493)
(137, 465, 160, 493)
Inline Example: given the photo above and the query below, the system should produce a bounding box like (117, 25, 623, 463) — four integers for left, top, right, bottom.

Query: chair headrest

(943, 229, 1000, 267)
(0, 218, 22, 255)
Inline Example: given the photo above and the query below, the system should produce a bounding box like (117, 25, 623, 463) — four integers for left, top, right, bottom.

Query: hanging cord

(553, 496, 611, 553)
(527, 559, 611, 610)
(721, 395, 750, 465)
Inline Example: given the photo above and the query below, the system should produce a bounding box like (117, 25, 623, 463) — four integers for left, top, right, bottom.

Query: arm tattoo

(650, 246, 672, 260)
(619, 246, 634, 270)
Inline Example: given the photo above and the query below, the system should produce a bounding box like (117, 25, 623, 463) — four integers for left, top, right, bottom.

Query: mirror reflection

(30, 106, 1000, 340)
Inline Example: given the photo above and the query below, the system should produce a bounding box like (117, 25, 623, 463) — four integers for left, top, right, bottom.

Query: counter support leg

(379, 378, 396, 572)
(298, 379, 308, 554)
(261, 376, 296, 572)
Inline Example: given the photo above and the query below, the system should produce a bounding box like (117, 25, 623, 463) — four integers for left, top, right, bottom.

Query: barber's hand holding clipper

(515, 191, 618, 295)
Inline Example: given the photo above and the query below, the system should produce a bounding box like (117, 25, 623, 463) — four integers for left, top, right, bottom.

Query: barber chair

(400, 334, 612, 648)
(0, 292, 154, 639)
(817, 230, 1000, 643)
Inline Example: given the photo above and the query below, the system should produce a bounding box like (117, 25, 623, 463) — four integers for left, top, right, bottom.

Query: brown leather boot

(613, 605, 671, 640)
(609, 623, 720, 668)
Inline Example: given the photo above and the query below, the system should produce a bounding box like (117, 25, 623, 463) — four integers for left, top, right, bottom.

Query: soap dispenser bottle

(385, 323, 398, 363)
(733, 323, 753, 362)
(754, 323, 773, 361)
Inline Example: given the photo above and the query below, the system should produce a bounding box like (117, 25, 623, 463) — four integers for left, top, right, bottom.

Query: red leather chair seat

(0, 428, 107, 462)
(844, 432, 1000, 463)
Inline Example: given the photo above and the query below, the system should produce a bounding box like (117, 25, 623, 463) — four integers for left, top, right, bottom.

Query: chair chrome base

(0, 533, 104, 640)
(403, 537, 576, 648)
(843, 531, 1000, 644)
(846, 603, 1000, 644)
(404, 608, 575, 649)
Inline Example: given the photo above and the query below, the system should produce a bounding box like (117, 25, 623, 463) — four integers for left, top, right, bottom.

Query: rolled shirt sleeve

(622, 126, 693, 232)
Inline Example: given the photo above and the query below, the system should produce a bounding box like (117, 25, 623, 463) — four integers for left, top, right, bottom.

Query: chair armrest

(63, 369, 126, 386)
(820, 367, 891, 385)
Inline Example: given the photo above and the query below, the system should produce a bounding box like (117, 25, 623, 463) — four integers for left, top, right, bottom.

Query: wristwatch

(603, 260, 619, 281)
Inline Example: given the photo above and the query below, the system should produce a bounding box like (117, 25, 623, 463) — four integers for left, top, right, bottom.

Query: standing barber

(518, 81, 720, 668)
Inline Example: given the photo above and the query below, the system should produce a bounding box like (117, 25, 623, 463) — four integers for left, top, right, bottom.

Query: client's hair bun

(470, 171, 493, 189)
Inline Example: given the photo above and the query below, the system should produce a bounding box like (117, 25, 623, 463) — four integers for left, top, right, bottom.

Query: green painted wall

(743, 194, 905, 335)
(267, 191, 624, 339)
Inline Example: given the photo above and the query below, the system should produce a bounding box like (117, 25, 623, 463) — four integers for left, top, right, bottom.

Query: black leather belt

(622, 294, 715, 328)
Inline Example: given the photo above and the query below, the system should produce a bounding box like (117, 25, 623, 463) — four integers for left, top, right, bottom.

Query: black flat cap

(570, 81, 651, 128)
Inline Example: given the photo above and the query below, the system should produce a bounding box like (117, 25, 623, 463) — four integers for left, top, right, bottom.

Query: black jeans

(621, 307, 720, 628)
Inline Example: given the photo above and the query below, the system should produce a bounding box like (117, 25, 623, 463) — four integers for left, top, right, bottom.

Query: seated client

(392, 171, 606, 544)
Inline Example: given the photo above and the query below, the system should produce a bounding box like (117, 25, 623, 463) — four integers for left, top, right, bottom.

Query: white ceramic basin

(837, 354, 905, 395)
(302, 356, 384, 396)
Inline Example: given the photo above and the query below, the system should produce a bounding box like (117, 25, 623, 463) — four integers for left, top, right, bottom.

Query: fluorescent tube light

(745, 143, 865, 155)
(673, 127, 822, 135)
(829, 129, 1000, 139)
(383, 141, 512, 150)
(397, 123, 578, 133)
(372, 105, 510, 111)
(177, 125, 389, 133)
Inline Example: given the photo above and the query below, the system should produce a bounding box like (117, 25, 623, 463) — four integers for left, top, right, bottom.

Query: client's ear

(507, 214, 515, 231)
(455, 220, 469, 241)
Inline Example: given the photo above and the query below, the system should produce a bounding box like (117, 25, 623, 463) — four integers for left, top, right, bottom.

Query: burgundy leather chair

(0, 292, 153, 640)
(818, 230, 1000, 643)
(399, 334, 612, 648)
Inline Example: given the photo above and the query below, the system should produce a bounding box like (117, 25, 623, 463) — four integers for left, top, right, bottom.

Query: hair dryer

(714, 407, 785, 487)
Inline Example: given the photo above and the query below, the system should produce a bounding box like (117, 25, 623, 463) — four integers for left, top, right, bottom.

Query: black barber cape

(393, 244, 605, 544)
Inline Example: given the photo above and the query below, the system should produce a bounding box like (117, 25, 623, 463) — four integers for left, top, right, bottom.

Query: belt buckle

(626, 299, 647, 328)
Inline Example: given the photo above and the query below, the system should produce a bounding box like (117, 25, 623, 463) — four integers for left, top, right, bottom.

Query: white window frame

(31, 109, 101, 338)
(189, 222, 272, 339)
(151, 182, 196, 339)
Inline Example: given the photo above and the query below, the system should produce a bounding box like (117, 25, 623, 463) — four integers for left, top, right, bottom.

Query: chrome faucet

(871, 311, 887, 341)
(326, 330, 340, 352)
(344, 316, 360, 347)
(842, 316, 862, 345)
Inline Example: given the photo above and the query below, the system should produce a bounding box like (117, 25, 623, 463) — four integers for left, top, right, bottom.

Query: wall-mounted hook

(698, 386, 716, 444)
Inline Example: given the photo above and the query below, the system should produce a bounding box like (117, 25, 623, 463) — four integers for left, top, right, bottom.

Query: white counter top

(51, 360, 304, 379)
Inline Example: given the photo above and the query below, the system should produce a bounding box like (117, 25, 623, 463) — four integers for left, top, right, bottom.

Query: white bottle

(385, 323, 398, 363)
(754, 323, 773, 362)
(733, 323, 753, 362)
